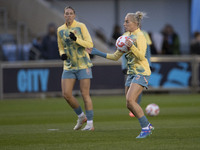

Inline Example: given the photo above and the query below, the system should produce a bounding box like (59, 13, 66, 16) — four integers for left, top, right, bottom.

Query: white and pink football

(115, 35, 132, 52)
(145, 103, 160, 116)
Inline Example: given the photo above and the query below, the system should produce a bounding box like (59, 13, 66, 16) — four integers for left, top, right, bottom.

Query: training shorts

(125, 74, 150, 89)
(62, 68, 92, 80)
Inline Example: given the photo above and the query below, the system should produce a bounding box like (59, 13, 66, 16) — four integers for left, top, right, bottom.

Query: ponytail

(127, 11, 147, 27)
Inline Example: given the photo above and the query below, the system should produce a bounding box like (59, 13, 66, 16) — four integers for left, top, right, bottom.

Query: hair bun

(135, 11, 146, 20)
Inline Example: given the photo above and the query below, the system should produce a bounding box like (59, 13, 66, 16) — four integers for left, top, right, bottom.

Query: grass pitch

(0, 94, 200, 150)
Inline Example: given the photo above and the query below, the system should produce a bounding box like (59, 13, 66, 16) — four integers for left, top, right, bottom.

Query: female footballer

(86, 11, 154, 138)
(57, 6, 94, 131)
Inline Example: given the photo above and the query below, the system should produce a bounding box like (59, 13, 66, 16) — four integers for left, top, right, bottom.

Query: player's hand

(61, 54, 67, 60)
(85, 48, 92, 54)
(69, 32, 77, 41)
(125, 38, 133, 48)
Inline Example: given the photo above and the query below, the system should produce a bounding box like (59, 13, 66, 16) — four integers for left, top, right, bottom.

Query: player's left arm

(75, 24, 93, 48)
(129, 34, 147, 60)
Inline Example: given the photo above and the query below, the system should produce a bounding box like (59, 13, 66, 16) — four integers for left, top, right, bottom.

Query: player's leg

(126, 75, 154, 138)
(126, 83, 144, 118)
(79, 78, 94, 131)
(62, 77, 86, 130)
(126, 86, 142, 105)
(125, 86, 142, 105)
(125, 77, 136, 117)
(62, 78, 79, 108)
(76, 68, 94, 131)
(80, 79, 93, 110)
(126, 86, 143, 117)
(126, 86, 135, 117)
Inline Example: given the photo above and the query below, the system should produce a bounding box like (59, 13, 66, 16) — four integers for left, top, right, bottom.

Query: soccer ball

(145, 103, 160, 116)
(115, 35, 132, 52)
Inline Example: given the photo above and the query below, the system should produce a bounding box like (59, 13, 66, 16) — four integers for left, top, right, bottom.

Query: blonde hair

(127, 11, 147, 27)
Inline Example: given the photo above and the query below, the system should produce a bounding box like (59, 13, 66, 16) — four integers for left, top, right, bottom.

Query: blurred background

(0, 0, 200, 99)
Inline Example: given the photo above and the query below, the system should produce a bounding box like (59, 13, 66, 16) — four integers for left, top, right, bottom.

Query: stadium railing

(0, 55, 200, 99)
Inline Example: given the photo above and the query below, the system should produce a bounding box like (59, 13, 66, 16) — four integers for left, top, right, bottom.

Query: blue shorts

(125, 74, 150, 89)
(62, 68, 93, 80)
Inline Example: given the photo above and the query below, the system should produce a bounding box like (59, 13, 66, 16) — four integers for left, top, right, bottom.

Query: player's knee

(80, 90, 89, 99)
(62, 91, 72, 101)
(126, 100, 132, 110)
(126, 94, 137, 102)
(126, 96, 136, 109)
(126, 95, 131, 103)
(81, 94, 91, 103)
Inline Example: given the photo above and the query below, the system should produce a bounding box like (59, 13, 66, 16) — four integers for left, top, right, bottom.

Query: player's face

(123, 15, 137, 32)
(64, 8, 76, 25)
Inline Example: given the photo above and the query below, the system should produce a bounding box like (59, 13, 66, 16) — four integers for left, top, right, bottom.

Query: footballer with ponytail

(126, 11, 147, 28)
(86, 11, 153, 138)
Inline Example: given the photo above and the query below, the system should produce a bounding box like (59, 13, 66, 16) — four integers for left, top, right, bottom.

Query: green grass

(0, 94, 200, 150)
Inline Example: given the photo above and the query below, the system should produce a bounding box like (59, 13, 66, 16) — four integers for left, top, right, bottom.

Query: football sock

(87, 120, 93, 125)
(73, 106, 83, 116)
(86, 110, 94, 121)
(138, 116, 149, 128)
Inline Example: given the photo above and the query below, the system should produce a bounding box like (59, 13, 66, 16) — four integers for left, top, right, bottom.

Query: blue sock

(138, 116, 149, 128)
(73, 106, 83, 116)
(86, 110, 94, 121)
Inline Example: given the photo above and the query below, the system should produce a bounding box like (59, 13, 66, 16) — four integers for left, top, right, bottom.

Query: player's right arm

(57, 29, 64, 56)
(87, 48, 123, 61)
(106, 50, 123, 61)
(57, 29, 67, 60)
